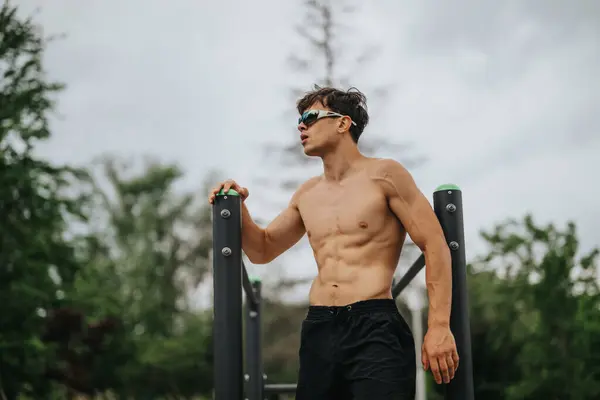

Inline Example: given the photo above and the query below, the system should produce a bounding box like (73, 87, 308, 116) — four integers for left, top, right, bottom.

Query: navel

(359, 221, 368, 229)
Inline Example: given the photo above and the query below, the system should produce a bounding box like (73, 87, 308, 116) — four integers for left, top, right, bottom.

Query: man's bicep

(380, 161, 444, 250)
(393, 191, 444, 250)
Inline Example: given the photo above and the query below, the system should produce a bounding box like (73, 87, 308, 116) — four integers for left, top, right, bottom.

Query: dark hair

(296, 85, 369, 143)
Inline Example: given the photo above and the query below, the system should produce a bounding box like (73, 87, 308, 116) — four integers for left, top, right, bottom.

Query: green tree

(431, 215, 600, 399)
(0, 2, 86, 398)
(83, 156, 213, 332)
(77, 155, 216, 398)
(0, 3, 217, 397)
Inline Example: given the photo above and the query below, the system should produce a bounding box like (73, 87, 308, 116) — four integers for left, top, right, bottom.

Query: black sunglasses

(298, 109, 357, 127)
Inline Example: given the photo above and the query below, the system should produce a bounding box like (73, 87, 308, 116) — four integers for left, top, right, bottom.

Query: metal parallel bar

(392, 253, 425, 299)
(245, 279, 263, 400)
(211, 186, 472, 399)
(242, 261, 259, 310)
(212, 189, 243, 400)
(264, 383, 298, 394)
(433, 185, 474, 400)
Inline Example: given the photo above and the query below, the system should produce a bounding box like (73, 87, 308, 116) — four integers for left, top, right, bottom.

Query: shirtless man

(208, 86, 459, 399)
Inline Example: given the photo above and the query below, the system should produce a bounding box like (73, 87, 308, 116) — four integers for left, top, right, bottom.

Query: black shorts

(296, 299, 416, 400)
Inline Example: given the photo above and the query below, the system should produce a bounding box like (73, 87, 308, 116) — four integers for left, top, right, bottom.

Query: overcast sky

(15, 0, 600, 305)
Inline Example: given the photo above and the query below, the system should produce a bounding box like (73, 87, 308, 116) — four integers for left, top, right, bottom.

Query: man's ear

(338, 116, 352, 133)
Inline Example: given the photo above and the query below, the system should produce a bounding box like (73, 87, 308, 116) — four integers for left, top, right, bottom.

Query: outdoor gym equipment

(211, 185, 474, 400)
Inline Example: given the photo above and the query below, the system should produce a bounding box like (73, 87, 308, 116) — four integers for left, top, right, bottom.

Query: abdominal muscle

(307, 229, 405, 306)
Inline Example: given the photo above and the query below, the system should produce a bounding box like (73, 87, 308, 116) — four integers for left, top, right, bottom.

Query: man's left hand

(422, 325, 459, 384)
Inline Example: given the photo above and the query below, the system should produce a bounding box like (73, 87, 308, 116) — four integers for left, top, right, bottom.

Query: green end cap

(217, 188, 240, 196)
(435, 183, 461, 192)
(249, 275, 261, 283)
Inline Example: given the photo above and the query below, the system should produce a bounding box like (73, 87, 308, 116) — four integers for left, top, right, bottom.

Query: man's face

(297, 102, 341, 157)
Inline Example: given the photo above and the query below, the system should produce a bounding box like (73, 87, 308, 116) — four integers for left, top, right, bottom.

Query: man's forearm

(424, 238, 453, 327)
(241, 202, 268, 263)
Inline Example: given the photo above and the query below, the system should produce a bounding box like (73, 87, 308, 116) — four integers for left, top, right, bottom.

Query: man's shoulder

(365, 157, 409, 178)
(364, 158, 415, 197)
(298, 175, 322, 191)
(290, 176, 322, 206)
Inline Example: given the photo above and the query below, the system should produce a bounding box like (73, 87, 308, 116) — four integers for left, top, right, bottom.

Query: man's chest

(297, 181, 391, 238)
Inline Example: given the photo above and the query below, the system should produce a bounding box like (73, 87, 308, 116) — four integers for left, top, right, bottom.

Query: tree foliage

(0, 3, 85, 397)
(0, 4, 216, 397)
(81, 156, 213, 333)
(430, 215, 600, 399)
(70, 156, 216, 398)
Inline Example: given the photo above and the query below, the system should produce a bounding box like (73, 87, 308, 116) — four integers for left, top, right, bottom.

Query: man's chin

(302, 146, 320, 157)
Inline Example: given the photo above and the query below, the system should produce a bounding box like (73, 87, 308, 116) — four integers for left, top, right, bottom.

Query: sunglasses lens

(301, 110, 319, 125)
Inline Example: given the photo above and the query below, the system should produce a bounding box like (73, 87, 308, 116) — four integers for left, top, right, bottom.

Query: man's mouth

(300, 133, 309, 144)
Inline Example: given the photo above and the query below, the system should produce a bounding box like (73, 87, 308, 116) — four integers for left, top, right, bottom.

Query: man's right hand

(208, 179, 249, 204)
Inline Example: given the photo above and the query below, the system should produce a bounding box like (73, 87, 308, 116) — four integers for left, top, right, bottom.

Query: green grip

(435, 184, 461, 192)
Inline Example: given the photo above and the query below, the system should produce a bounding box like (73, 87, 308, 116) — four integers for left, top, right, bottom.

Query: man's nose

(298, 123, 307, 132)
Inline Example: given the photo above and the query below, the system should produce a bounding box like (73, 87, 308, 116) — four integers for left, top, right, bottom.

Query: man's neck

(321, 141, 364, 181)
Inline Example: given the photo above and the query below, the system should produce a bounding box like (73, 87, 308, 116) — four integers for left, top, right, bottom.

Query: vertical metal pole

(433, 184, 474, 400)
(212, 189, 243, 400)
(245, 279, 263, 400)
(409, 292, 426, 400)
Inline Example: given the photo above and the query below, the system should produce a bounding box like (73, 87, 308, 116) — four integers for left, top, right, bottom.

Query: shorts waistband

(306, 298, 398, 320)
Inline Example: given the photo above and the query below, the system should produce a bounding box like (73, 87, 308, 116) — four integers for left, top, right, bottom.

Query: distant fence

(211, 184, 474, 400)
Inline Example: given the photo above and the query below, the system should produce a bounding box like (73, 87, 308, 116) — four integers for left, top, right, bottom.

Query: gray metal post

(212, 188, 243, 400)
(433, 184, 474, 400)
(245, 278, 263, 400)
